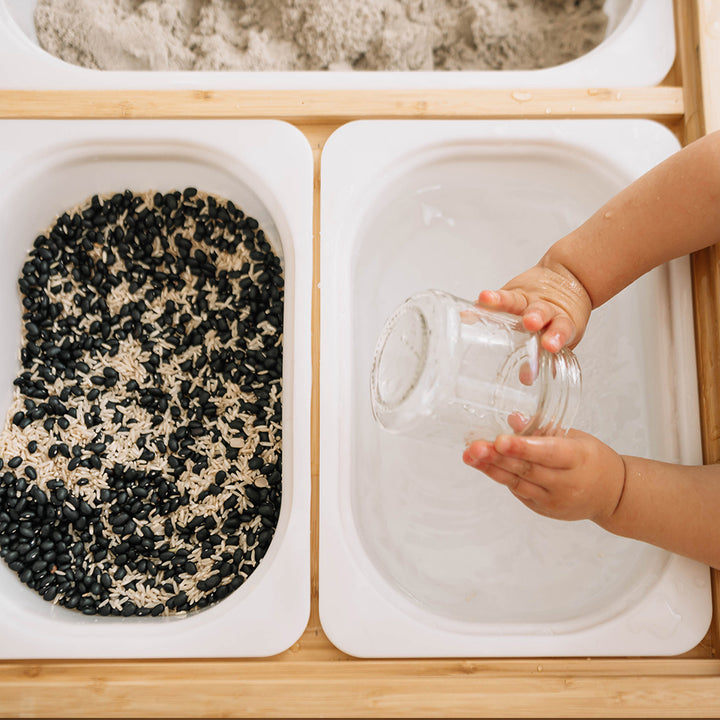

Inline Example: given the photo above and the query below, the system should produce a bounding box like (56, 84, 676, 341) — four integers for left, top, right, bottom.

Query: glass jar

(370, 289, 581, 446)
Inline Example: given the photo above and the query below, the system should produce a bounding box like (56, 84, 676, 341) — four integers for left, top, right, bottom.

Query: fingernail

(464, 444, 488, 463)
(495, 435, 513, 454)
(524, 313, 541, 330)
(545, 334, 561, 352)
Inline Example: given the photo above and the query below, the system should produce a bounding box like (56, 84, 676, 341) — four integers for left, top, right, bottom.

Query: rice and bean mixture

(0, 188, 283, 616)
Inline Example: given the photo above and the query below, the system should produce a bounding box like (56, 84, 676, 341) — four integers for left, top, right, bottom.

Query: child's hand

(462, 430, 625, 523)
(476, 262, 592, 352)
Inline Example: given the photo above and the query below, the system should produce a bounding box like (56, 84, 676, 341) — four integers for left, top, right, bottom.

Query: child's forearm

(542, 130, 720, 309)
(597, 456, 720, 570)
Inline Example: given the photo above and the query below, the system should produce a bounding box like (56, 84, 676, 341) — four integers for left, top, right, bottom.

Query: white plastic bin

(0, 0, 675, 89)
(319, 119, 711, 657)
(0, 119, 312, 658)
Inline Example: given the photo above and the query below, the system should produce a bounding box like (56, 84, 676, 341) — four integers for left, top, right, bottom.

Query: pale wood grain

(1, 659, 720, 718)
(0, 87, 684, 122)
(678, 0, 720, 656)
(697, 0, 720, 132)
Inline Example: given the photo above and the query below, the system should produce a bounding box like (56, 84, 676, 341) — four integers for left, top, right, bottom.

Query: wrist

(594, 453, 630, 532)
(538, 244, 594, 310)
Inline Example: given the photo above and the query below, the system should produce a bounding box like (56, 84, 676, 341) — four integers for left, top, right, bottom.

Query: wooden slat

(678, 0, 720, 656)
(0, 659, 720, 718)
(679, 0, 720, 457)
(0, 87, 684, 122)
(696, 0, 720, 132)
(306, 124, 333, 639)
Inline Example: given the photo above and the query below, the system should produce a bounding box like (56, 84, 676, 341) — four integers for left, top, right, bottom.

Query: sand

(34, 0, 608, 72)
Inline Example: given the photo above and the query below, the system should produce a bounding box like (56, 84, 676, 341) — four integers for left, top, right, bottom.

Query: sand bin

(34, 0, 608, 72)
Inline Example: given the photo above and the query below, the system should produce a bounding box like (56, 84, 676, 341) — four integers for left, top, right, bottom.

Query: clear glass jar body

(370, 289, 581, 446)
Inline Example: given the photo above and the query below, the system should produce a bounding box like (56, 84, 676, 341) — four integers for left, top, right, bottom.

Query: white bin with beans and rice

(319, 119, 711, 657)
(0, 0, 674, 90)
(0, 119, 312, 658)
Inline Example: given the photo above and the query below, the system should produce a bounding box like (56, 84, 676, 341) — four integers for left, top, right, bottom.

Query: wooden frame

(0, 1, 719, 716)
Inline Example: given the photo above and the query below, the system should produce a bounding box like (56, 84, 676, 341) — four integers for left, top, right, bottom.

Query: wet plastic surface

(319, 119, 711, 657)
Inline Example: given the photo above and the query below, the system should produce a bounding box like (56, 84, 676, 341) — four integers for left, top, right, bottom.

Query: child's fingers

(507, 412, 529, 432)
(520, 299, 570, 334)
(464, 440, 545, 486)
(539, 314, 576, 352)
(462, 440, 496, 466)
(472, 461, 549, 503)
(463, 443, 549, 501)
(494, 433, 577, 469)
(478, 293, 577, 354)
(476, 289, 528, 316)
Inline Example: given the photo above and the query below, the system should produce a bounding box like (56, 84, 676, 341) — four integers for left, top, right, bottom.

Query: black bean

(3, 548, 20, 563)
(114, 566, 127, 581)
(31, 559, 47, 573)
(120, 602, 137, 617)
(30, 485, 46, 504)
(62, 506, 79, 522)
(229, 576, 244, 591)
(204, 574, 221, 589)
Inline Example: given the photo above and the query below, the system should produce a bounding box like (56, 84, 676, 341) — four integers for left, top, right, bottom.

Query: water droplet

(511, 91, 533, 103)
(420, 202, 455, 228)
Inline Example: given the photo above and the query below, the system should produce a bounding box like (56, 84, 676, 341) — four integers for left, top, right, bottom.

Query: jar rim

(372, 302, 430, 414)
